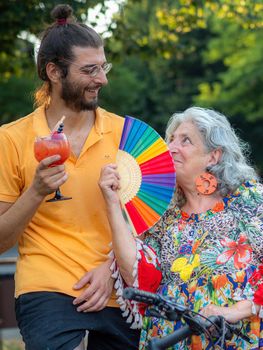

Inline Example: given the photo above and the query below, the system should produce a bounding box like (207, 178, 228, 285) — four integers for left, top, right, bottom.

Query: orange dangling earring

(195, 172, 218, 195)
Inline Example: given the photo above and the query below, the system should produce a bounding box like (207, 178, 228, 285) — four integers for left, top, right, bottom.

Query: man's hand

(31, 155, 68, 198)
(72, 259, 114, 312)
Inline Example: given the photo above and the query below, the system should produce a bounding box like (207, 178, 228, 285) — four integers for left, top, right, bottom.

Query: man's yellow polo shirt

(0, 105, 124, 306)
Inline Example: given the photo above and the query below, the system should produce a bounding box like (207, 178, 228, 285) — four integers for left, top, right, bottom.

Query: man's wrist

(27, 185, 45, 203)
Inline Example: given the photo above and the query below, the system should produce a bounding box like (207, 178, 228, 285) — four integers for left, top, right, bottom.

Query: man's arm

(0, 190, 43, 253)
(0, 155, 68, 253)
(73, 258, 115, 312)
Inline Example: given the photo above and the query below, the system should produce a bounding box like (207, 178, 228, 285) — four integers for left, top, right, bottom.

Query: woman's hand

(99, 164, 137, 285)
(200, 300, 254, 323)
(98, 164, 121, 204)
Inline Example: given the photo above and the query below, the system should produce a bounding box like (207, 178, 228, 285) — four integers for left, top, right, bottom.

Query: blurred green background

(0, 0, 262, 174)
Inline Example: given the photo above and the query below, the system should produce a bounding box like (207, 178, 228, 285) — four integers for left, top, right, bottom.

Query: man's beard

(61, 78, 100, 112)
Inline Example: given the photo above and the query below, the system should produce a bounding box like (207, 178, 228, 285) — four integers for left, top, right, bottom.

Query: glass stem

(55, 188, 62, 199)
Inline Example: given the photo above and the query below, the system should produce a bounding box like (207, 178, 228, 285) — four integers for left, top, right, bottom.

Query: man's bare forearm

(0, 186, 44, 253)
(0, 155, 68, 253)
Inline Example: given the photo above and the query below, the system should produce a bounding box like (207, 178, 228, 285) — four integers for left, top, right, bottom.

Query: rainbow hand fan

(116, 115, 176, 236)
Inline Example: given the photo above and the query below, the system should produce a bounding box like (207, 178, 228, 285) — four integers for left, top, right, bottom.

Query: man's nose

(94, 69, 108, 86)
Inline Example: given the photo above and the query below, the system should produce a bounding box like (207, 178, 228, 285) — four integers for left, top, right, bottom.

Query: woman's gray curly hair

(166, 107, 258, 207)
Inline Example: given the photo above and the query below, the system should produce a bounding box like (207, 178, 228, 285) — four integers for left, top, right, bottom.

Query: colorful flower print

(178, 244, 192, 254)
(171, 254, 200, 281)
(216, 233, 252, 269)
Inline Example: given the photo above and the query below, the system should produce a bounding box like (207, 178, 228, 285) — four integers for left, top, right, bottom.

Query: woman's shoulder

(227, 180, 262, 211)
(237, 180, 262, 201)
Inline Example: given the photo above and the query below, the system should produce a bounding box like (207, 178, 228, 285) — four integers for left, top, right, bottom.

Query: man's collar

(33, 105, 51, 136)
(94, 107, 113, 135)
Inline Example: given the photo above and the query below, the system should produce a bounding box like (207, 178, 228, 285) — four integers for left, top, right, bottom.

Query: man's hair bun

(51, 4, 73, 21)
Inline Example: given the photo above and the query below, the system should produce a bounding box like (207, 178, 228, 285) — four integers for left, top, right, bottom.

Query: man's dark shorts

(15, 292, 140, 350)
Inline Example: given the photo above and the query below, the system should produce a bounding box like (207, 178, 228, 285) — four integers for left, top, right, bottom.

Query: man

(0, 4, 140, 350)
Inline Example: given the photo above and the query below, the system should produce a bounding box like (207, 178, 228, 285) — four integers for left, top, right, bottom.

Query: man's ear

(207, 148, 222, 167)
(46, 62, 61, 83)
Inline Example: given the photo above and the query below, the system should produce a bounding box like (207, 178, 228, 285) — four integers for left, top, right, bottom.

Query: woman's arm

(99, 164, 137, 285)
(200, 299, 261, 323)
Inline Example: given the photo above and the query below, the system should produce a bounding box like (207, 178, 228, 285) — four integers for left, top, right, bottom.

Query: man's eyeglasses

(60, 59, 112, 78)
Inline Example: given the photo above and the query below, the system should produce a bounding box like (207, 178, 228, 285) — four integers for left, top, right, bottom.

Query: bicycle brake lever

(148, 307, 165, 319)
(225, 322, 253, 344)
(148, 307, 181, 321)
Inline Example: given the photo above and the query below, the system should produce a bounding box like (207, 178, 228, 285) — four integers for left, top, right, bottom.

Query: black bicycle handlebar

(149, 324, 192, 350)
(123, 287, 163, 306)
(123, 287, 186, 319)
(123, 287, 252, 350)
(148, 315, 222, 350)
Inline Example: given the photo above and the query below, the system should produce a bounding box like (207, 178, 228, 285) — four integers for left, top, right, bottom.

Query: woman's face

(168, 121, 212, 185)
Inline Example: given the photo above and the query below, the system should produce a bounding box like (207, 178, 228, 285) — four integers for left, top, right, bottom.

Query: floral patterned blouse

(111, 180, 263, 349)
(139, 180, 263, 349)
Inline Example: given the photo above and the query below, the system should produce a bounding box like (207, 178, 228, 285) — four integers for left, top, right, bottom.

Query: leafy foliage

(194, 20, 263, 171)
(0, 75, 38, 124)
(196, 22, 263, 121)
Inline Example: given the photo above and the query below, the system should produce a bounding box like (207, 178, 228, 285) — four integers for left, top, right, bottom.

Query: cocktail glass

(34, 133, 71, 201)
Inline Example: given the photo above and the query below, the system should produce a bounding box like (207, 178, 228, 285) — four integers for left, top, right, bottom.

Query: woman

(99, 107, 263, 349)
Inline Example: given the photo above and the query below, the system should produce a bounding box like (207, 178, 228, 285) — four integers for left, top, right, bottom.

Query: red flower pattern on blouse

(249, 264, 263, 306)
(216, 233, 252, 269)
(254, 284, 263, 305)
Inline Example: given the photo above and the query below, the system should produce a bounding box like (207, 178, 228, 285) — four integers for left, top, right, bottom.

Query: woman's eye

(182, 137, 191, 144)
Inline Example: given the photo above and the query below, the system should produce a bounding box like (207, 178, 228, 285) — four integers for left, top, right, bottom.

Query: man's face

(61, 46, 109, 112)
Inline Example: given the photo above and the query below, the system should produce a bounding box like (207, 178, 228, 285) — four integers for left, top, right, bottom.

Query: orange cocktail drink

(34, 131, 71, 201)
(34, 133, 70, 166)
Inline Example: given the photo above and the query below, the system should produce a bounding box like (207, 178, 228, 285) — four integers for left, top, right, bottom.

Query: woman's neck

(180, 184, 222, 214)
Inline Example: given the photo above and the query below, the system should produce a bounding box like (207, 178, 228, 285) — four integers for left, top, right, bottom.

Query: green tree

(195, 20, 263, 172)
(103, 0, 215, 134)
(196, 22, 263, 121)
